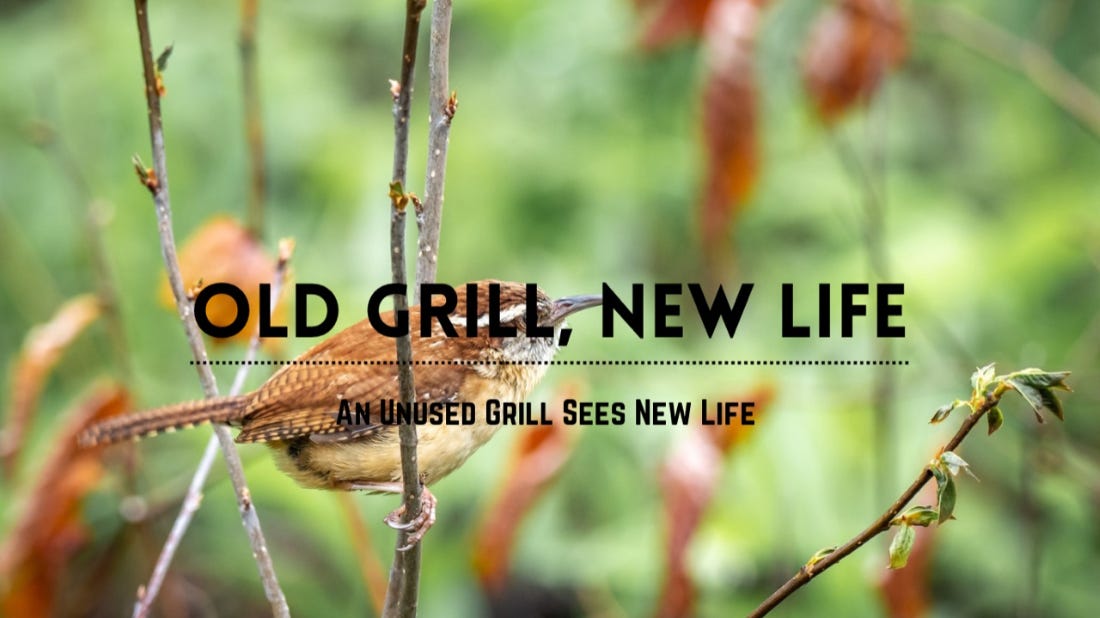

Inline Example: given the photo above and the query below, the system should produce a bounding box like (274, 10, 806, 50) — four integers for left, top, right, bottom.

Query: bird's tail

(78, 396, 249, 447)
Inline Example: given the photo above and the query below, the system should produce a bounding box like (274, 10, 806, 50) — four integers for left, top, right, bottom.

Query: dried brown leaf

(0, 383, 131, 617)
(472, 383, 581, 592)
(703, 384, 773, 453)
(639, 0, 715, 51)
(159, 216, 285, 345)
(655, 382, 773, 617)
(335, 493, 387, 615)
(2, 295, 101, 478)
(698, 0, 769, 272)
(802, 0, 907, 124)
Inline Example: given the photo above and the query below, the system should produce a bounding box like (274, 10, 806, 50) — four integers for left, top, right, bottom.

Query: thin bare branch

(748, 384, 1010, 617)
(414, 0, 455, 302)
(131, 2, 288, 616)
(240, 0, 266, 236)
(134, 240, 292, 618)
(920, 4, 1100, 139)
(30, 126, 133, 382)
(382, 1, 427, 616)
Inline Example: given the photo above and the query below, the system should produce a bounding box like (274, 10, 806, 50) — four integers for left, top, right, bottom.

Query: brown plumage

(78, 280, 601, 495)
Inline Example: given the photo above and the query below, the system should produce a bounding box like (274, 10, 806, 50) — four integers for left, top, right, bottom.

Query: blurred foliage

(1, 0, 1099, 616)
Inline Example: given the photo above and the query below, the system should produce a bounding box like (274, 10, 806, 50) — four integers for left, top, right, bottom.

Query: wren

(79, 280, 602, 544)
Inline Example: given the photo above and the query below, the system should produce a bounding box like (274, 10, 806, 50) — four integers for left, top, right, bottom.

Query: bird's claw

(384, 485, 436, 550)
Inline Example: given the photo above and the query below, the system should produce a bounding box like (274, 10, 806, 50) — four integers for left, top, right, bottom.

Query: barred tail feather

(78, 396, 249, 447)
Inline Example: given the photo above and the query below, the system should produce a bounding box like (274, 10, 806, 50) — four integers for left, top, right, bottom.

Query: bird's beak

(550, 294, 602, 324)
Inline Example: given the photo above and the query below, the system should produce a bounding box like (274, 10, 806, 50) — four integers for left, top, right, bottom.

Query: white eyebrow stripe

(447, 304, 530, 329)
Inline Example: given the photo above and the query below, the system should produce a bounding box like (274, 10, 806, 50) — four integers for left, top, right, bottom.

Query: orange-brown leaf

(0, 383, 131, 617)
(702, 384, 773, 453)
(159, 216, 285, 345)
(639, 0, 716, 51)
(698, 0, 769, 271)
(2, 295, 101, 478)
(655, 382, 773, 617)
(472, 383, 581, 591)
(802, 0, 907, 124)
(335, 493, 387, 615)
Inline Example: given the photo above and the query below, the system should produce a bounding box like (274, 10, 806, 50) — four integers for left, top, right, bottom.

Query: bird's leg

(345, 480, 437, 551)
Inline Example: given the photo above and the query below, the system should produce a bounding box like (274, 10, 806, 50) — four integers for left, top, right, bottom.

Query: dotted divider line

(190, 359, 910, 366)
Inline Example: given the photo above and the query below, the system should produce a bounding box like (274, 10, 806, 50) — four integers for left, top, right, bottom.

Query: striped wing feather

(235, 316, 485, 443)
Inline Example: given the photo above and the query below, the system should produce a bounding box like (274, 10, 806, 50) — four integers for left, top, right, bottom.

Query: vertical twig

(414, 0, 455, 302)
(134, 240, 293, 618)
(1018, 430, 1043, 616)
(864, 83, 896, 520)
(131, 2, 288, 616)
(239, 0, 265, 237)
(32, 129, 133, 382)
(383, 1, 427, 616)
(828, 131, 895, 512)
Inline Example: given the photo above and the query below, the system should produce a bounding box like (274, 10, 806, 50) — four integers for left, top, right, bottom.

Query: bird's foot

(384, 485, 437, 551)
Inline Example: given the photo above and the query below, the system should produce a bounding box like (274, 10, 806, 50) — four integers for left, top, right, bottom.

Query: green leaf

(899, 505, 939, 527)
(806, 546, 836, 568)
(1004, 370, 1071, 422)
(941, 450, 976, 479)
(891, 505, 938, 527)
(986, 406, 1004, 434)
(940, 451, 969, 476)
(936, 474, 956, 523)
(1004, 369, 1071, 391)
(930, 462, 947, 486)
(1039, 388, 1064, 421)
(971, 363, 996, 393)
(156, 44, 174, 72)
(930, 400, 961, 424)
(1006, 379, 1060, 423)
(889, 524, 915, 569)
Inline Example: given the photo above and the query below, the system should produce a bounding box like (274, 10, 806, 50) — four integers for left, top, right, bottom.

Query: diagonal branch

(414, 0, 455, 302)
(748, 384, 1008, 617)
(131, 2, 288, 616)
(134, 240, 293, 618)
(920, 4, 1100, 140)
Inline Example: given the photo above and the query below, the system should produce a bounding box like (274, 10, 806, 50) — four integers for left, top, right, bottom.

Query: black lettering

(603, 283, 643, 337)
(526, 282, 554, 337)
(195, 282, 249, 338)
(689, 283, 752, 338)
(336, 399, 352, 425)
(258, 283, 287, 338)
(368, 283, 409, 337)
(877, 283, 905, 337)
(487, 282, 517, 338)
(818, 283, 831, 338)
(420, 283, 458, 337)
(465, 282, 479, 337)
(296, 283, 339, 337)
(781, 283, 810, 337)
(841, 283, 869, 337)
(654, 283, 682, 338)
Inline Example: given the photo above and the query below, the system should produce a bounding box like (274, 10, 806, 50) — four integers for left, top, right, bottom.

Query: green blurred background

(1, 0, 1098, 615)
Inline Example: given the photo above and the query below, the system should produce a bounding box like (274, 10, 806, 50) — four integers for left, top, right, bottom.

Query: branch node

(184, 278, 203, 302)
(443, 90, 458, 121)
(389, 181, 410, 211)
(131, 155, 158, 194)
